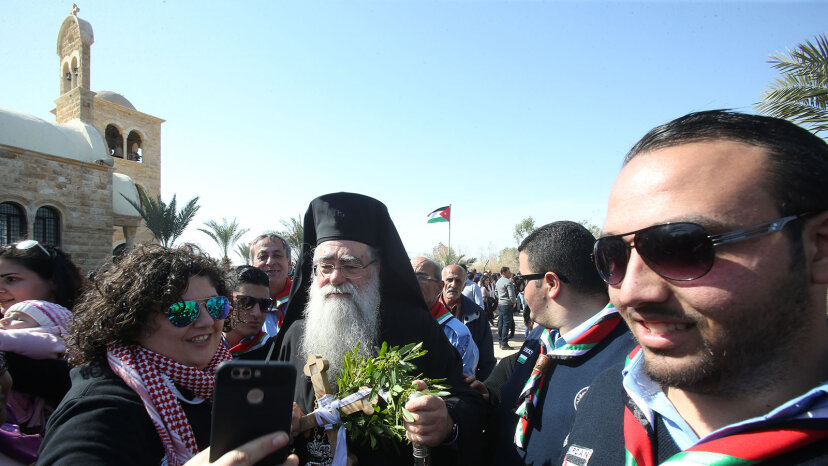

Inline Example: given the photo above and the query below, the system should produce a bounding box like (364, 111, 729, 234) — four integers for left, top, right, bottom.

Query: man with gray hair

(250, 233, 292, 337)
(411, 257, 480, 377)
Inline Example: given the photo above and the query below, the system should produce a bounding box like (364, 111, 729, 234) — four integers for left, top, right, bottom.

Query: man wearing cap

(250, 233, 293, 338)
(562, 110, 828, 465)
(272, 192, 486, 465)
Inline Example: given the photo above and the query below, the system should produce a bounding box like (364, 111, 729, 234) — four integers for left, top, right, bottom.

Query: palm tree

(198, 217, 250, 266)
(429, 242, 477, 268)
(755, 34, 828, 135)
(236, 242, 252, 265)
(278, 216, 304, 264)
(122, 185, 200, 247)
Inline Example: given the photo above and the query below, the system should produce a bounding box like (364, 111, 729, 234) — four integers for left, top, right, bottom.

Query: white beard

(301, 273, 381, 388)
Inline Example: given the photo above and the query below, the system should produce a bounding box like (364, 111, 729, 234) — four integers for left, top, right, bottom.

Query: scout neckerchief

(430, 298, 454, 326)
(514, 303, 622, 448)
(622, 347, 828, 466)
(269, 277, 292, 333)
(224, 330, 269, 358)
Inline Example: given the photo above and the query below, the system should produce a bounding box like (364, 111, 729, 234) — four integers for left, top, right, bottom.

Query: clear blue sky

(4, 1, 826, 263)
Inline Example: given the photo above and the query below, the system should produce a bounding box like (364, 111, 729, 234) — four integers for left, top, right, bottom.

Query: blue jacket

(457, 294, 496, 380)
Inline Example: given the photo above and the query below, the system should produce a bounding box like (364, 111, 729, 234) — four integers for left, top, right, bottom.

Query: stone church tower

(53, 11, 164, 246)
(0, 10, 166, 273)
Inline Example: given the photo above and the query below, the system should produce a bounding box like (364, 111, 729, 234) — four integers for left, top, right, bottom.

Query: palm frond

(756, 34, 828, 135)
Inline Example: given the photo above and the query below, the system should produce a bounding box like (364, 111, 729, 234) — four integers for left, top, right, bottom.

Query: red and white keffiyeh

(107, 343, 231, 465)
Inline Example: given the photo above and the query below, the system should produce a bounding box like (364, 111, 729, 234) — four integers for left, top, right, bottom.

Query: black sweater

(38, 361, 211, 465)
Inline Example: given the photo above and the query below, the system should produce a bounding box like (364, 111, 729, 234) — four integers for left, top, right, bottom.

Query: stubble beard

(301, 273, 382, 389)
(641, 251, 812, 396)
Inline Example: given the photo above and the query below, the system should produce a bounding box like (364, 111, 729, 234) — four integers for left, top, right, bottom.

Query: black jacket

(38, 361, 211, 465)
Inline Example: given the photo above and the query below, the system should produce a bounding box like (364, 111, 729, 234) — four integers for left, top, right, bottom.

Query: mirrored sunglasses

(166, 296, 230, 328)
(9, 240, 52, 257)
(593, 214, 808, 285)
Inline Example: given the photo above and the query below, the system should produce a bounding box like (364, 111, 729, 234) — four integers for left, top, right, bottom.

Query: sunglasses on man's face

(233, 295, 273, 312)
(593, 214, 808, 285)
(166, 296, 230, 328)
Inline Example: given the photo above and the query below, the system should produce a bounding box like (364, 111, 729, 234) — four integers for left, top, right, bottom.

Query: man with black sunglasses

(562, 110, 828, 465)
(222, 266, 272, 358)
(486, 221, 635, 465)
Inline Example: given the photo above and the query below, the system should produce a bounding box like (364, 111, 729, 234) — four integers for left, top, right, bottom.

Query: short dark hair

(233, 265, 269, 288)
(518, 221, 607, 297)
(68, 244, 230, 366)
(626, 110, 828, 217)
(0, 242, 85, 310)
(500, 266, 510, 274)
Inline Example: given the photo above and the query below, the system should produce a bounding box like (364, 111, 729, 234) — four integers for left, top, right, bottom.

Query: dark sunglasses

(513, 271, 569, 283)
(593, 214, 808, 285)
(233, 295, 273, 312)
(166, 296, 230, 327)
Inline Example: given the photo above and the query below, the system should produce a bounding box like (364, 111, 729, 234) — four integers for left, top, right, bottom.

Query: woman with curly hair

(38, 244, 238, 465)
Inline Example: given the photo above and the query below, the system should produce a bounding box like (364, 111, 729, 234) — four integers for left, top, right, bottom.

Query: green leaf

(401, 407, 415, 422)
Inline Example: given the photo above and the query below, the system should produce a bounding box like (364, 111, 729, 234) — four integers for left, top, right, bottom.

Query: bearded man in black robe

(271, 192, 486, 465)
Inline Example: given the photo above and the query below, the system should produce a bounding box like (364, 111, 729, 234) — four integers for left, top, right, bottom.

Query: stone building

(0, 11, 163, 273)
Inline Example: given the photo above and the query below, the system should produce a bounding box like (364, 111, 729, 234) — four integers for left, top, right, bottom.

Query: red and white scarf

(107, 343, 231, 465)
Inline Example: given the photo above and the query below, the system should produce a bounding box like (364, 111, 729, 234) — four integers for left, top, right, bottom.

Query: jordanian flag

(427, 206, 450, 223)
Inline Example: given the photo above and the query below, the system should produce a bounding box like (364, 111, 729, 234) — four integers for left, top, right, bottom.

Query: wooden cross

(304, 354, 333, 400)
(302, 355, 341, 456)
(299, 354, 377, 462)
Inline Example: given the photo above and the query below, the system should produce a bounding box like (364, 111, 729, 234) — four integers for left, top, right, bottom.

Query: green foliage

(198, 217, 249, 265)
(755, 34, 828, 135)
(236, 242, 252, 265)
(579, 220, 601, 239)
(428, 242, 476, 268)
(277, 216, 304, 264)
(122, 185, 200, 247)
(336, 342, 449, 451)
(513, 216, 536, 244)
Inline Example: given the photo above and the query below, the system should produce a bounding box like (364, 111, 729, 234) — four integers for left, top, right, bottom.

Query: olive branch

(336, 341, 450, 451)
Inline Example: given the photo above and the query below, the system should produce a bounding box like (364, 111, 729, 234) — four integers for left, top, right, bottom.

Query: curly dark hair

(68, 243, 230, 366)
(0, 242, 85, 310)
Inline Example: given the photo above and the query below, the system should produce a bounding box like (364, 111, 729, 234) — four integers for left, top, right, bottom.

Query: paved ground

(490, 311, 530, 362)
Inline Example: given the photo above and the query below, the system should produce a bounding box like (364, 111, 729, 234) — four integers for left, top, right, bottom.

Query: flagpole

(448, 204, 452, 254)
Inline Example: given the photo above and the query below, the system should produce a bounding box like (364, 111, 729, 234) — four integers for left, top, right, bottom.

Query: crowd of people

(1, 109, 827, 465)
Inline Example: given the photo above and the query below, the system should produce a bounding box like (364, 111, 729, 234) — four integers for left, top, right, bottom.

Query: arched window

(34, 207, 60, 247)
(0, 202, 27, 245)
(70, 56, 79, 90)
(127, 130, 143, 163)
(61, 62, 72, 94)
(105, 125, 124, 158)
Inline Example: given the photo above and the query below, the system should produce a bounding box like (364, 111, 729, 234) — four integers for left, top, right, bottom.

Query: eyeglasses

(593, 214, 808, 285)
(233, 295, 273, 312)
(10, 240, 51, 257)
(415, 274, 441, 283)
(166, 296, 230, 327)
(313, 260, 377, 279)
